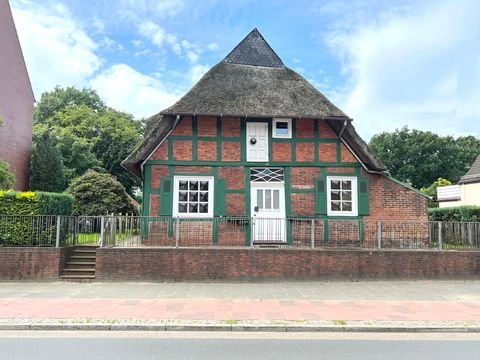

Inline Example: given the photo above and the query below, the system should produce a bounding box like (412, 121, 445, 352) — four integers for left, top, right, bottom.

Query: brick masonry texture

(318, 142, 337, 162)
(197, 116, 217, 137)
(172, 116, 192, 136)
(272, 142, 291, 162)
(295, 118, 314, 138)
(150, 194, 160, 215)
(173, 140, 192, 161)
(319, 120, 337, 138)
(219, 167, 245, 189)
(341, 144, 357, 162)
(222, 141, 241, 162)
(222, 117, 241, 137)
(95, 248, 480, 281)
(291, 167, 320, 188)
(0, 247, 73, 280)
(150, 141, 168, 160)
(197, 141, 217, 161)
(150, 165, 168, 189)
(292, 193, 315, 215)
(296, 142, 315, 162)
(226, 193, 245, 215)
(367, 171, 428, 221)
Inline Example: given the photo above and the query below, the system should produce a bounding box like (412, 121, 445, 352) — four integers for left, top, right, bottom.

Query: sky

(10, 0, 480, 140)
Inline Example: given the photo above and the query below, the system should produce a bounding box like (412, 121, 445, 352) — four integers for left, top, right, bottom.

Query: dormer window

(273, 118, 292, 138)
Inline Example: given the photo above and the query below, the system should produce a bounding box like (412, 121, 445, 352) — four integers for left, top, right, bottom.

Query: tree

(29, 130, 66, 192)
(32, 87, 142, 194)
(68, 171, 137, 216)
(420, 177, 452, 208)
(0, 116, 16, 189)
(369, 127, 480, 189)
(0, 160, 15, 189)
(34, 86, 105, 124)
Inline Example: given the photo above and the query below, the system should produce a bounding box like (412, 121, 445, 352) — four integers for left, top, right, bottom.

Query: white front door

(246, 122, 269, 162)
(251, 183, 286, 243)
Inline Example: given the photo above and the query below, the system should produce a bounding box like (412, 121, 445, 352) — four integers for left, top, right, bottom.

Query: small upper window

(273, 118, 292, 138)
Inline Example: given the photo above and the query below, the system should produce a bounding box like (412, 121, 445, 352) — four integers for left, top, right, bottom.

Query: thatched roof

(458, 154, 480, 185)
(122, 28, 386, 178)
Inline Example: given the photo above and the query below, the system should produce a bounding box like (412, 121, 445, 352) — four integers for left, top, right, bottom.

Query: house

(437, 154, 480, 207)
(122, 28, 428, 245)
(0, 0, 35, 190)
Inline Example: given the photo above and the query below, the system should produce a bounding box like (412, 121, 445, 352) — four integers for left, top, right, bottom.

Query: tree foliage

(32, 87, 142, 193)
(29, 130, 66, 192)
(68, 171, 137, 216)
(369, 127, 480, 189)
(0, 160, 15, 190)
(420, 177, 452, 208)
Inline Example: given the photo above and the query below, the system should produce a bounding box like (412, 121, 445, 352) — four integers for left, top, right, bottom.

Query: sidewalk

(1, 280, 480, 332)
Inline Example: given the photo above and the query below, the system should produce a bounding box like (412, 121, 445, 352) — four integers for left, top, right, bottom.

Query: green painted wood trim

(323, 219, 329, 242)
(284, 167, 292, 217)
(170, 135, 240, 141)
(314, 119, 319, 162)
(145, 160, 360, 167)
(226, 189, 245, 194)
(192, 116, 198, 161)
(168, 165, 175, 176)
(291, 188, 315, 193)
(167, 139, 173, 161)
(336, 142, 341, 162)
(142, 164, 152, 217)
(217, 117, 222, 162)
(240, 118, 247, 162)
(151, 188, 162, 194)
(244, 166, 251, 246)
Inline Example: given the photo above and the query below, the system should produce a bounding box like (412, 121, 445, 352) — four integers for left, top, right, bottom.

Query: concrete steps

(60, 245, 97, 281)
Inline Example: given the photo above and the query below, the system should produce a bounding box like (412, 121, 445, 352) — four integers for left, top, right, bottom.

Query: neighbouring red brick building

(123, 29, 428, 245)
(0, 0, 35, 190)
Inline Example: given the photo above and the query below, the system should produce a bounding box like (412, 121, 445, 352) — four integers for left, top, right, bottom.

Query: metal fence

(1, 215, 480, 250)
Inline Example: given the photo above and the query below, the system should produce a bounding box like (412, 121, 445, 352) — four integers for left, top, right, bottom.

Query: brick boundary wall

(95, 248, 480, 281)
(0, 247, 74, 280)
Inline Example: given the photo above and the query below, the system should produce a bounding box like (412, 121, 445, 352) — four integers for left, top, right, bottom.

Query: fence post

(175, 217, 180, 248)
(55, 216, 61, 248)
(250, 217, 254, 247)
(468, 222, 473, 247)
(377, 220, 382, 250)
(311, 219, 315, 249)
(73, 217, 78, 246)
(438, 221, 443, 250)
(100, 216, 105, 247)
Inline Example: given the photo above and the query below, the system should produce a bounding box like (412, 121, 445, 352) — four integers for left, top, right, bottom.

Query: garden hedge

(0, 191, 73, 246)
(428, 206, 480, 222)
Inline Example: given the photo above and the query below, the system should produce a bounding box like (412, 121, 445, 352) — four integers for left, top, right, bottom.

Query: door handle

(254, 206, 259, 212)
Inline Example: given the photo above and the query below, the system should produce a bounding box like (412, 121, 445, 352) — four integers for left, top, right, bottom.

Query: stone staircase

(60, 245, 97, 281)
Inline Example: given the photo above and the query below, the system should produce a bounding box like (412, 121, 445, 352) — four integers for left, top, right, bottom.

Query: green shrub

(0, 191, 73, 246)
(428, 206, 480, 222)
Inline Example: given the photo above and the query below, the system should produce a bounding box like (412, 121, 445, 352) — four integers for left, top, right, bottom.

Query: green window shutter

(358, 178, 370, 215)
(214, 178, 227, 216)
(315, 177, 327, 215)
(159, 177, 173, 216)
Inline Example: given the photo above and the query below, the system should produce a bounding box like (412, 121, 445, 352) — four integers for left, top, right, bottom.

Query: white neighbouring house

(437, 155, 480, 208)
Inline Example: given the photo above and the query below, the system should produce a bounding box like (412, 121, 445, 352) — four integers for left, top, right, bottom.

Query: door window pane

(273, 190, 280, 209)
(265, 190, 272, 209)
(257, 189, 263, 209)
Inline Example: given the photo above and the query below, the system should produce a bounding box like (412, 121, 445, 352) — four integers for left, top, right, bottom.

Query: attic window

(273, 118, 292, 138)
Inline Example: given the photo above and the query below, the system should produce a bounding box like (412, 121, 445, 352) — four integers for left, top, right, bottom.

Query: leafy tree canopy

(29, 130, 66, 192)
(0, 160, 15, 190)
(420, 177, 452, 208)
(68, 171, 137, 216)
(32, 87, 142, 194)
(369, 127, 480, 189)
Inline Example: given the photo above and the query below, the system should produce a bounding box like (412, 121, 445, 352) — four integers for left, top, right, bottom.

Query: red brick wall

(291, 167, 320, 188)
(150, 141, 168, 160)
(222, 117, 241, 137)
(172, 116, 192, 136)
(197, 116, 217, 137)
(319, 120, 337, 138)
(96, 248, 480, 281)
(226, 193, 245, 215)
(0, 247, 74, 280)
(219, 167, 245, 189)
(291, 193, 315, 215)
(368, 171, 428, 221)
(296, 119, 314, 138)
(150, 165, 168, 188)
(341, 144, 357, 162)
(173, 140, 192, 160)
(222, 142, 241, 161)
(197, 141, 217, 161)
(272, 142, 291, 162)
(296, 143, 314, 162)
(318, 143, 337, 162)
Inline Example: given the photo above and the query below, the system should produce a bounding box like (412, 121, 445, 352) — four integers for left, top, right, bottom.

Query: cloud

(11, 0, 102, 97)
(90, 64, 181, 118)
(324, 0, 480, 139)
(188, 64, 210, 83)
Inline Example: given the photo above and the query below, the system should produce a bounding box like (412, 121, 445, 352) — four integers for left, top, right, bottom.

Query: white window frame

(326, 176, 358, 216)
(272, 118, 292, 139)
(173, 176, 214, 218)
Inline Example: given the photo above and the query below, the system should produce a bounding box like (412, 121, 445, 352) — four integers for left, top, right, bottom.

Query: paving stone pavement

(1, 280, 480, 332)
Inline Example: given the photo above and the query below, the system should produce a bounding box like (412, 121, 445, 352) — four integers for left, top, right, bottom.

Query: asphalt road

(1, 332, 480, 360)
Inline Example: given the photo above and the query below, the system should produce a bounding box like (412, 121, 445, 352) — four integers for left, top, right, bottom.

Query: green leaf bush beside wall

(0, 191, 73, 246)
(428, 206, 480, 222)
